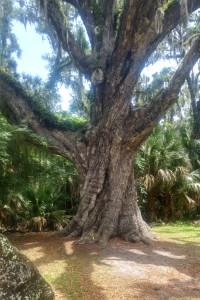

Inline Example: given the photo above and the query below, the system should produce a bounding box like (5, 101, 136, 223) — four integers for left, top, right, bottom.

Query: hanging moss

(113, 6, 123, 32)
(180, 0, 189, 27)
(155, 0, 180, 33)
(0, 68, 87, 132)
(155, 8, 165, 33)
(35, 0, 69, 28)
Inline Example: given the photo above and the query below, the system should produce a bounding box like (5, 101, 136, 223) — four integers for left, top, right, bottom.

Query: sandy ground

(7, 232, 200, 300)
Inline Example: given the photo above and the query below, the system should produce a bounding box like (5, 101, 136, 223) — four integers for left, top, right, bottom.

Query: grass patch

(152, 222, 200, 243)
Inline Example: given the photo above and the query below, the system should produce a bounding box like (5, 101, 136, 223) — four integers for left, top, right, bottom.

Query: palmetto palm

(0, 114, 79, 230)
(135, 125, 200, 222)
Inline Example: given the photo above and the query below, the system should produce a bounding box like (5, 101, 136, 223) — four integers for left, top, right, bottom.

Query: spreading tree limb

(0, 68, 88, 178)
(62, 0, 96, 47)
(124, 36, 200, 145)
(107, 0, 200, 99)
(46, 0, 94, 78)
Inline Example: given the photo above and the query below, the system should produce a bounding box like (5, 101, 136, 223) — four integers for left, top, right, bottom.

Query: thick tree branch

(0, 69, 88, 177)
(187, 72, 200, 139)
(62, 0, 95, 47)
(113, 0, 159, 61)
(187, 75, 197, 111)
(62, 0, 116, 70)
(124, 35, 200, 145)
(47, 0, 93, 78)
(99, 0, 116, 59)
(106, 0, 200, 101)
(106, 0, 159, 91)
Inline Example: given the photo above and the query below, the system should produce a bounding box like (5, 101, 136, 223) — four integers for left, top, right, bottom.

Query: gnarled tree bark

(0, 0, 200, 246)
(187, 72, 200, 140)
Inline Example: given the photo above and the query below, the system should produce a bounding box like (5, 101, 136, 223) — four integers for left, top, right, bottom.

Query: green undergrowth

(0, 68, 87, 131)
(153, 222, 200, 243)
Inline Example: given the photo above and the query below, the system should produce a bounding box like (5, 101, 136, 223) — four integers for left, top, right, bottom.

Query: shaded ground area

(7, 226, 200, 300)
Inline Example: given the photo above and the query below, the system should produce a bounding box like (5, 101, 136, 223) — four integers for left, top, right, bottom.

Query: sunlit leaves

(135, 123, 200, 221)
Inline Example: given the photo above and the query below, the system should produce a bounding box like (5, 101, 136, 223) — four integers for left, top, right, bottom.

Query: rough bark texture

(57, 137, 155, 246)
(0, 234, 54, 300)
(0, 0, 200, 246)
(187, 73, 200, 140)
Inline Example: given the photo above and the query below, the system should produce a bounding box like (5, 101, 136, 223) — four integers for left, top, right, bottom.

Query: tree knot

(91, 68, 104, 85)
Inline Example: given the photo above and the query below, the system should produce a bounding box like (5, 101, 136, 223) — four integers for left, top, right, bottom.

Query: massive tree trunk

(57, 133, 155, 246)
(0, 0, 200, 246)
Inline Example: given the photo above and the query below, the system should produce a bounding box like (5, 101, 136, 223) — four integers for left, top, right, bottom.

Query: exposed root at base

(52, 220, 82, 237)
(73, 226, 156, 247)
(74, 237, 97, 245)
(141, 237, 153, 246)
(120, 232, 155, 246)
(73, 234, 155, 247)
(53, 213, 156, 248)
(53, 230, 155, 247)
(53, 224, 156, 247)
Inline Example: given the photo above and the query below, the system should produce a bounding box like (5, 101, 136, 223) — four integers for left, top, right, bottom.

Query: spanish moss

(155, 8, 164, 34)
(180, 0, 189, 27)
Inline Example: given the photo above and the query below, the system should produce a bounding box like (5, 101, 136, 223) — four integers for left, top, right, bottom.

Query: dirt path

(7, 232, 200, 300)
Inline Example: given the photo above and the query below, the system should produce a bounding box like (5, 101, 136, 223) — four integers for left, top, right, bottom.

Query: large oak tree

(0, 0, 200, 246)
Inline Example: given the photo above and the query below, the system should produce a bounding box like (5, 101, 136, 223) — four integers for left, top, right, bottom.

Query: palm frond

(156, 169, 176, 188)
(184, 195, 196, 208)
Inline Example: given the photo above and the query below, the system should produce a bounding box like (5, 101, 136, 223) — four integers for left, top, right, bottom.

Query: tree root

(52, 220, 82, 237)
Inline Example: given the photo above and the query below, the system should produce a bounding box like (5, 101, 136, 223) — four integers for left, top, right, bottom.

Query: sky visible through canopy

(12, 21, 50, 79)
(12, 21, 71, 110)
(12, 20, 176, 111)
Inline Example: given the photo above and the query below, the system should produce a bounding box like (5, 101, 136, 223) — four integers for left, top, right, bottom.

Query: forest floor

(7, 223, 200, 300)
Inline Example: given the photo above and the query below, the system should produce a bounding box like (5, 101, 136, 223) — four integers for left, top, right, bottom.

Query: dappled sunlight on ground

(152, 249, 186, 259)
(22, 246, 45, 261)
(7, 231, 200, 300)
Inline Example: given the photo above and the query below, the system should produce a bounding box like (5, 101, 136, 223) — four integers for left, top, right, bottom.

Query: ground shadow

(6, 231, 200, 300)
(7, 232, 107, 300)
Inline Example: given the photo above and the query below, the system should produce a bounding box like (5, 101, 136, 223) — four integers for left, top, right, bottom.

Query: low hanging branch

(0, 69, 87, 131)
(0, 68, 89, 178)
